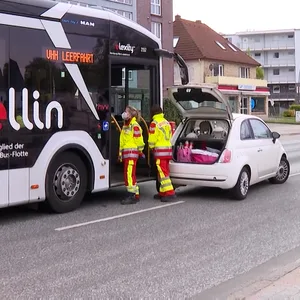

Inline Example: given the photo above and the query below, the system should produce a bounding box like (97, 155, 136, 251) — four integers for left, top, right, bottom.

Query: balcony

(269, 92, 297, 100)
(240, 42, 295, 51)
(205, 76, 268, 87)
(263, 59, 295, 68)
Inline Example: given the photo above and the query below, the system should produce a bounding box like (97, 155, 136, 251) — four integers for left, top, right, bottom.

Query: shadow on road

(0, 177, 294, 223)
(175, 180, 272, 202)
(0, 187, 129, 224)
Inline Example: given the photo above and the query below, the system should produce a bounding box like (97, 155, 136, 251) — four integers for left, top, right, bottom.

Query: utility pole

(297, 70, 300, 104)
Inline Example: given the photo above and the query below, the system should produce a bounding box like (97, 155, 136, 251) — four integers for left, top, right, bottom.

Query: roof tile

(174, 16, 260, 66)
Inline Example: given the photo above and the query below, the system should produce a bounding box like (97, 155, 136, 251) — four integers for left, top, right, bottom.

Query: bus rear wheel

(45, 151, 87, 213)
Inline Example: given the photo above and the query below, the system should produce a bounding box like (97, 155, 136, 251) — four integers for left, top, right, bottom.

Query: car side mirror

(272, 131, 280, 143)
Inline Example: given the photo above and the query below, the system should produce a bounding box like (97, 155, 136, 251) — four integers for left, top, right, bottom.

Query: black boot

(153, 194, 161, 200)
(121, 193, 138, 205)
(161, 194, 177, 202)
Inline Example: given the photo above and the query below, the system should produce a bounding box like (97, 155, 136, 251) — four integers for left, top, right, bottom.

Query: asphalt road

(1, 136, 300, 299)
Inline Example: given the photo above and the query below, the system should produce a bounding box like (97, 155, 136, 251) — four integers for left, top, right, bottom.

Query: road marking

(290, 172, 300, 177)
(55, 201, 185, 232)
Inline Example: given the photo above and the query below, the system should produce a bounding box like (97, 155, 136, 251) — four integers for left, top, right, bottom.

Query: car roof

(232, 113, 262, 121)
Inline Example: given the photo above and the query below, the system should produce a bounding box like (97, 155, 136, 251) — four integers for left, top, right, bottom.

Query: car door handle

(257, 148, 263, 152)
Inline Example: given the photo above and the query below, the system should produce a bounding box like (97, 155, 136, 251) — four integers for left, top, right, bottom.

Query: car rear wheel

(45, 151, 87, 213)
(231, 167, 250, 200)
(269, 156, 290, 184)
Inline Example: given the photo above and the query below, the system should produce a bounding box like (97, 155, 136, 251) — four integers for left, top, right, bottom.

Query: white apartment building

(224, 29, 300, 112)
(51, 0, 136, 20)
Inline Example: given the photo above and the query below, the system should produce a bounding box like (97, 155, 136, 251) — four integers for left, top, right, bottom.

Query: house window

(254, 53, 261, 57)
(227, 43, 237, 51)
(274, 52, 279, 58)
(173, 36, 179, 47)
(288, 34, 294, 38)
(289, 85, 295, 91)
(212, 64, 224, 76)
(151, 0, 161, 15)
(240, 67, 250, 78)
(273, 86, 280, 93)
(273, 69, 280, 75)
(289, 67, 295, 72)
(151, 22, 162, 39)
(122, 69, 133, 80)
(215, 41, 226, 50)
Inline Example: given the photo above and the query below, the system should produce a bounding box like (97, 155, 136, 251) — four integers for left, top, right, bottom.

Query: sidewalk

(229, 266, 300, 300)
(246, 266, 300, 299)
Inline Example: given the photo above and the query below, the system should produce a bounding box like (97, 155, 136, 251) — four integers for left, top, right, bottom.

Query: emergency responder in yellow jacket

(119, 105, 145, 205)
(148, 105, 176, 202)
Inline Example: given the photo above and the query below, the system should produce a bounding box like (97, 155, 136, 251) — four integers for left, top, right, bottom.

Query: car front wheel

(269, 156, 290, 184)
(231, 167, 250, 200)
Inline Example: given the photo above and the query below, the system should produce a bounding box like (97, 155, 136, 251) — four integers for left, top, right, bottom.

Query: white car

(168, 84, 290, 200)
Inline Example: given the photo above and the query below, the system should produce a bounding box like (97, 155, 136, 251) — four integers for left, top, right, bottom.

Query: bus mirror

(173, 53, 189, 85)
(154, 48, 174, 58)
(154, 49, 189, 85)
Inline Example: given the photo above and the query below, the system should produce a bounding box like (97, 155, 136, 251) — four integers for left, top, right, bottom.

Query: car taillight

(219, 149, 232, 163)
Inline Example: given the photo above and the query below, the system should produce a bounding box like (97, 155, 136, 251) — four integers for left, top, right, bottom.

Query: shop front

(218, 84, 270, 117)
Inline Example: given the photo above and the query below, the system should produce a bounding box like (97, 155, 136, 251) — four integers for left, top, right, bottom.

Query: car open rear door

(167, 85, 233, 123)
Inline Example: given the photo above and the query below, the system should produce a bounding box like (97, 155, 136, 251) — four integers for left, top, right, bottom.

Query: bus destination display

(46, 49, 94, 64)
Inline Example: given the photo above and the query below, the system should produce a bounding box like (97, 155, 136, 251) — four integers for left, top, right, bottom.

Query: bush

(163, 98, 182, 125)
(289, 104, 300, 111)
(283, 110, 295, 117)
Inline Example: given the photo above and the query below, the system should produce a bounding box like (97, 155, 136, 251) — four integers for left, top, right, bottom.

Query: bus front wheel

(45, 151, 87, 213)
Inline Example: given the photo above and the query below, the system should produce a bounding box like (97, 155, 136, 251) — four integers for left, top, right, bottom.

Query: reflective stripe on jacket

(148, 113, 173, 159)
(119, 117, 145, 160)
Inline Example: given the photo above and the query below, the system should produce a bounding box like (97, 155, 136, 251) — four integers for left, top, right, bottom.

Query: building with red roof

(173, 15, 270, 117)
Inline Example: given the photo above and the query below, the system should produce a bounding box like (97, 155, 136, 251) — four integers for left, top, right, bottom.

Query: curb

(190, 245, 300, 300)
(227, 259, 300, 299)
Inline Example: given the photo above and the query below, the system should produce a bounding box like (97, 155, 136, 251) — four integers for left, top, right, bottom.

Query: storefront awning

(241, 91, 270, 96)
(219, 89, 270, 96)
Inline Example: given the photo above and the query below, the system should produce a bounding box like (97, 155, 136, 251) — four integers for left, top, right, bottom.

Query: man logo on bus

(115, 42, 135, 54)
(8, 88, 63, 131)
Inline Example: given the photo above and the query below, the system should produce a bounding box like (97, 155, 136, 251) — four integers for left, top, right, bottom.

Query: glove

(139, 152, 146, 159)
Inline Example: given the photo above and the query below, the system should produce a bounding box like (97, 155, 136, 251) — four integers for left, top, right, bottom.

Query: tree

(256, 66, 264, 79)
(163, 98, 182, 125)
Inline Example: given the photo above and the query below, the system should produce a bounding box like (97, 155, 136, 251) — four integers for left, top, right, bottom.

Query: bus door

(0, 100, 9, 207)
(0, 24, 9, 207)
(109, 60, 159, 186)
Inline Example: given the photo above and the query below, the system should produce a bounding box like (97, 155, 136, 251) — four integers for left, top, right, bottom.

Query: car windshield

(172, 87, 227, 111)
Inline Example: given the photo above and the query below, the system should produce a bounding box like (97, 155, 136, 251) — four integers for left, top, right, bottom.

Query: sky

(173, 0, 300, 34)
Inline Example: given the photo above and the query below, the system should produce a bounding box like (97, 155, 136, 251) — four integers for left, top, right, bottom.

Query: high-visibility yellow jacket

(148, 113, 173, 159)
(119, 117, 145, 160)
